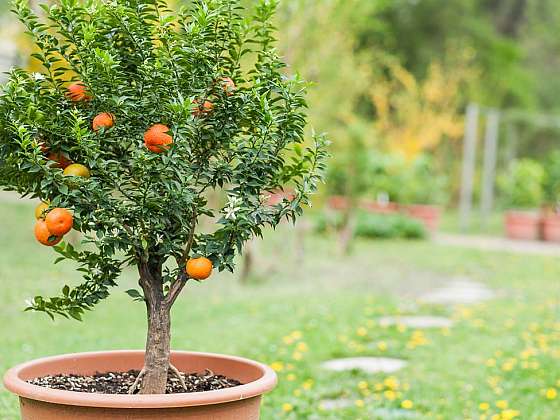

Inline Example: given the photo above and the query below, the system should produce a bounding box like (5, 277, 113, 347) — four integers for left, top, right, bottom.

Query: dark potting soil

(27, 369, 242, 394)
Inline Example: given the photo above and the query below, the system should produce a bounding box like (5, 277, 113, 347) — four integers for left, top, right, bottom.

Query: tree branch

(164, 207, 197, 308)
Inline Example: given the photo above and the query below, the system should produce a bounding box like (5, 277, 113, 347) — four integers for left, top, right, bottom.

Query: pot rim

(3, 350, 277, 409)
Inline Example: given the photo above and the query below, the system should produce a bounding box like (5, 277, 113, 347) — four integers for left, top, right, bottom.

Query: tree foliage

(0, 0, 327, 320)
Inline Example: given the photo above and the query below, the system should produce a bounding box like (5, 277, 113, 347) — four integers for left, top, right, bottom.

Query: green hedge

(315, 211, 426, 240)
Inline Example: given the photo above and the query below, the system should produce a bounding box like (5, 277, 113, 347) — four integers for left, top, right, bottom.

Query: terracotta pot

(403, 204, 442, 233)
(504, 210, 540, 241)
(541, 214, 560, 242)
(360, 200, 399, 214)
(267, 189, 295, 206)
(327, 195, 349, 211)
(3, 350, 277, 420)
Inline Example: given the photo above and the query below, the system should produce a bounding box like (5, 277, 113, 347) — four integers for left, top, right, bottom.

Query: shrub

(0, 0, 327, 394)
(398, 154, 448, 205)
(543, 151, 560, 207)
(499, 159, 544, 210)
(315, 211, 426, 240)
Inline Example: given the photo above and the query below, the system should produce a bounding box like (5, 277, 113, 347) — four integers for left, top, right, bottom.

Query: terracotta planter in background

(3, 350, 277, 420)
(541, 213, 560, 242)
(504, 210, 540, 241)
(327, 195, 349, 211)
(360, 200, 399, 214)
(403, 204, 442, 233)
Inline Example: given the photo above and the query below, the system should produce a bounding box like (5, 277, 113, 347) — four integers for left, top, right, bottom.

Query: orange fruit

(34, 219, 62, 246)
(45, 208, 74, 236)
(64, 163, 90, 178)
(35, 202, 50, 220)
(186, 257, 213, 280)
(66, 82, 91, 102)
(192, 99, 214, 117)
(144, 124, 173, 153)
(221, 77, 236, 96)
(93, 112, 115, 131)
(47, 152, 72, 169)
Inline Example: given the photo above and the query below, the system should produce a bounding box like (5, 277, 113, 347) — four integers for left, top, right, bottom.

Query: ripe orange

(35, 202, 50, 220)
(186, 257, 213, 280)
(192, 99, 214, 117)
(63, 163, 90, 178)
(144, 124, 173, 153)
(45, 208, 74, 236)
(93, 112, 115, 131)
(66, 82, 91, 102)
(34, 219, 62, 246)
(221, 77, 236, 96)
(47, 152, 72, 169)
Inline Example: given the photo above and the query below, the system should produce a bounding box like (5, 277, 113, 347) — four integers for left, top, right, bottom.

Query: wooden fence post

(459, 103, 480, 232)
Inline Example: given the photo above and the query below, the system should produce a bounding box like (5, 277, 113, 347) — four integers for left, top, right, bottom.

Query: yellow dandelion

(397, 324, 407, 333)
(545, 388, 557, 400)
(355, 399, 365, 408)
(293, 389, 301, 397)
(282, 403, 293, 412)
(374, 383, 384, 391)
(270, 361, 284, 372)
(283, 336, 294, 345)
(357, 327, 368, 337)
(501, 409, 520, 419)
(292, 352, 303, 361)
(384, 376, 399, 390)
(501, 361, 514, 372)
(358, 381, 368, 390)
(302, 379, 314, 390)
(486, 359, 496, 367)
(496, 400, 508, 409)
(479, 402, 490, 411)
(296, 342, 308, 352)
(401, 400, 414, 409)
(384, 390, 397, 400)
(291, 330, 302, 340)
(377, 341, 388, 351)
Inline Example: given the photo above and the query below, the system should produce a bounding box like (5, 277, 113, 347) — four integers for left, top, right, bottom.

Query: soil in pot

(27, 369, 242, 395)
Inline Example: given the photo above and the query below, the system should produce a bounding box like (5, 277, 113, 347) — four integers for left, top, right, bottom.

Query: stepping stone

(378, 316, 453, 329)
(322, 357, 407, 374)
(372, 408, 420, 418)
(420, 279, 495, 305)
(319, 399, 354, 410)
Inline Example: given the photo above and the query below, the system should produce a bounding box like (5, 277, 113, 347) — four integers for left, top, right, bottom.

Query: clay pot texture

(541, 213, 560, 242)
(360, 200, 399, 215)
(327, 195, 350, 211)
(403, 204, 442, 233)
(3, 350, 277, 420)
(504, 210, 540, 241)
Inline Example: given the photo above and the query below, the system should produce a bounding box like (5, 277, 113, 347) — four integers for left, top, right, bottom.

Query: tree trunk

(138, 260, 171, 394)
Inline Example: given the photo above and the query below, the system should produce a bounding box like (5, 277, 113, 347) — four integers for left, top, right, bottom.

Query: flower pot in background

(504, 210, 540, 241)
(327, 195, 350, 211)
(3, 350, 277, 420)
(360, 199, 399, 214)
(541, 213, 560, 242)
(403, 204, 442, 233)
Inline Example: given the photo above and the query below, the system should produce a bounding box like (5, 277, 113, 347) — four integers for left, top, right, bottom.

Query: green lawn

(0, 199, 559, 419)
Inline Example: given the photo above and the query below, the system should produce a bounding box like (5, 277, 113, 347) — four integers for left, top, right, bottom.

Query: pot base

(20, 395, 262, 420)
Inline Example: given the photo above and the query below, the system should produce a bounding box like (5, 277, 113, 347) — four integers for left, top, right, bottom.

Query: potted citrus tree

(499, 159, 544, 241)
(0, 0, 327, 418)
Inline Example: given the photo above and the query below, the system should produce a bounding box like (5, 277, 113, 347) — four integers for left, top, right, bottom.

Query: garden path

(434, 233, 560, 256)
